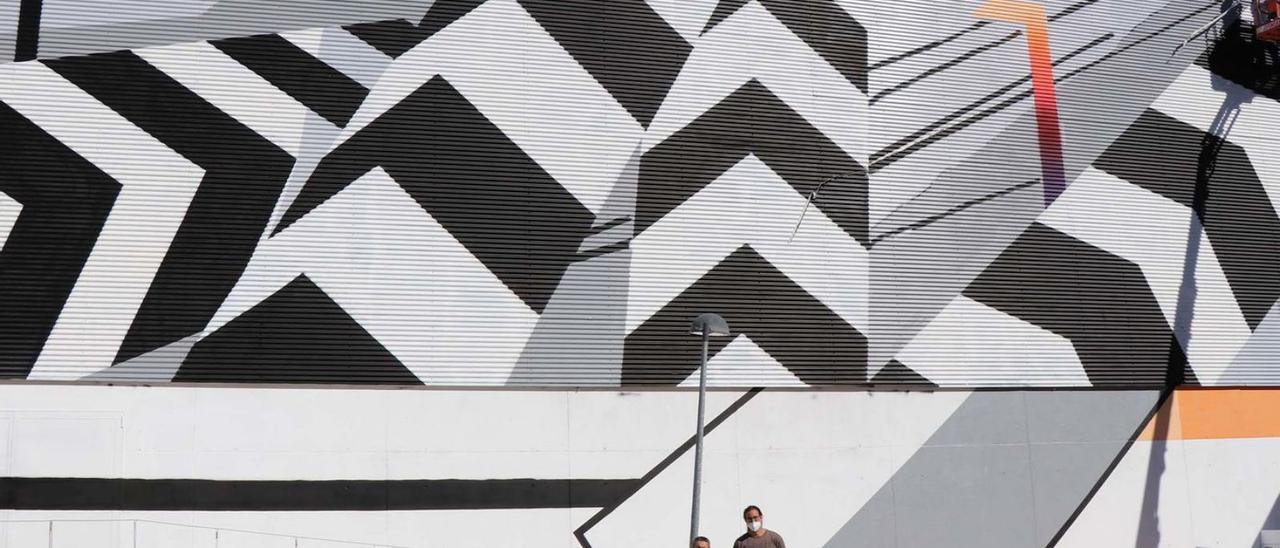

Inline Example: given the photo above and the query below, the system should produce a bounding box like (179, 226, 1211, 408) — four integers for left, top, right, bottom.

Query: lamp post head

(690, 313, 730, 337)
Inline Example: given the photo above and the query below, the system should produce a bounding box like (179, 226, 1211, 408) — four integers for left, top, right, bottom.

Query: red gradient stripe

(975, 0, 1067, 206)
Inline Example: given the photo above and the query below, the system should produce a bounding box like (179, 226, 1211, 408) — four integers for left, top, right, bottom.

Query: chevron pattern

(1, 0, 1277, 390)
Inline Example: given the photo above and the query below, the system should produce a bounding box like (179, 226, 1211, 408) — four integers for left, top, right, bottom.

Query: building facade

(1, 0, 1279, 545)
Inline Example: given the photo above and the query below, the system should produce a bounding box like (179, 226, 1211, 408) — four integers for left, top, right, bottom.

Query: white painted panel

(897, 296, 1091, 387)
(0, 191, 20, 252)
(8, 414, 121, 477)
(1055, 440, 1196, 547)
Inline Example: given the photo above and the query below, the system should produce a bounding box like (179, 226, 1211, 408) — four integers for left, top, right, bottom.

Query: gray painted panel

(827, 390, 1159, 548)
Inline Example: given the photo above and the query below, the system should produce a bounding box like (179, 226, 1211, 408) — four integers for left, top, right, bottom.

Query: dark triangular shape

(345, 19, 426, 58)
(624, 245, 866, 385)
(273, 75, 593, 314)
(344, 1, 487, 58)
(700, 0, 750, 34)
(638, 79, 867, 244)
(870, 359, 936, 387)
(177, 275, 420, 384)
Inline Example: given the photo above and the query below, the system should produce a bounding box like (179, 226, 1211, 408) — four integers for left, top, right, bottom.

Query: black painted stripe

(575, 388, 764, 548)
(870, 178, 1039, 245)
(0, 477, 637, 511)
(14, 0, 41, 62)
(44, 52, 294, 367)
(870, 22, 989, 71)
(871, 30, 1021, 104)
(0, 102, 121, 379)
(518, 0, 693, 127)
(869, 33, 1112, 170)
(586, 216, 632, 236)
(211, 34, 369, 127)
(870, 1, 1214, 171)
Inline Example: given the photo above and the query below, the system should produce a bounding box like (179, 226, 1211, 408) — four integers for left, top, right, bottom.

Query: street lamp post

(689, 313, 730, 546)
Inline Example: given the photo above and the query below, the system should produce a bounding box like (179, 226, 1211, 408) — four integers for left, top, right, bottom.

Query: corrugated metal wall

(0, 0, 1275, 388)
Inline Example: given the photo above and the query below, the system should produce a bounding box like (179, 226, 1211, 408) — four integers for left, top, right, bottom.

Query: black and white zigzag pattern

(4, 0, 1280, 388)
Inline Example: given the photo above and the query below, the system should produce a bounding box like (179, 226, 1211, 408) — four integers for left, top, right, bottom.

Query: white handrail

(0, 518, 421, 548)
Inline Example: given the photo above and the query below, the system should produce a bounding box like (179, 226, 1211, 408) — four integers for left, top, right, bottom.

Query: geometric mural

(6, 2, 1280, 548)
(4, 0, 1278, 388)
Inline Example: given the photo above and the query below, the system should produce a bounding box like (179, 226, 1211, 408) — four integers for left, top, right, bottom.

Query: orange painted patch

(1139, 389, 1280, 441)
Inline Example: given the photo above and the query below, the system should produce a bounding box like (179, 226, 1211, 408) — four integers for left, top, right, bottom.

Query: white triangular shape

(678, 334, 808, 387)
(0, 190, 21, 253)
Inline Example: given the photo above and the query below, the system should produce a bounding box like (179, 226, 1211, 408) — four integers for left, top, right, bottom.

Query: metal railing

(0, 518, 420, 548)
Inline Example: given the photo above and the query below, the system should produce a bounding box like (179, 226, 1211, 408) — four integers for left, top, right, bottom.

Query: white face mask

(748, 520, 762, 533)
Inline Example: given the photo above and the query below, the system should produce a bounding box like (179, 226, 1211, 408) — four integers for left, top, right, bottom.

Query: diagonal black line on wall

(869, 33, 1113, 171)
(0, 477, 636, 511)
(211, 34, 370, 127)
(1044, 387, 1175, 546)
(868, 0, 1100, 74)
(518, 0, 692, 127)
(574, 388, 764, 548)
(638, 79, 867, 245)
(0, 101, 121, 379)
(870, 0, 1216, 173)
(44, 51, 296, 368)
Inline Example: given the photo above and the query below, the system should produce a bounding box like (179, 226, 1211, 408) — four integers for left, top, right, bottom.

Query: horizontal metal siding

(0, 0, 1275, 388)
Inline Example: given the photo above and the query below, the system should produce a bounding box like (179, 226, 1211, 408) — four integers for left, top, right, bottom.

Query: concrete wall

(0, 383, 1276, 547)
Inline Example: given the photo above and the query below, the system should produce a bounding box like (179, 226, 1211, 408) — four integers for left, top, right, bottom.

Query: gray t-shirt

(734, 530, 786, 548)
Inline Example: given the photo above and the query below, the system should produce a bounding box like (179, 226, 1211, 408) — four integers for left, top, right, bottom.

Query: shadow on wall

(1134, 32, 1255, 545)
(1204, 21, 1280, 96)
(1255, 492, 1280, 547)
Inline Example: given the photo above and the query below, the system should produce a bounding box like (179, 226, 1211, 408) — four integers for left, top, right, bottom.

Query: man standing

(733, 505, 785, 548)
(693, 536, 711, 548)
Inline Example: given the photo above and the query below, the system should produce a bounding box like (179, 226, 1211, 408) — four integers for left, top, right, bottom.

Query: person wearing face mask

(734, 505, 785, 548)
